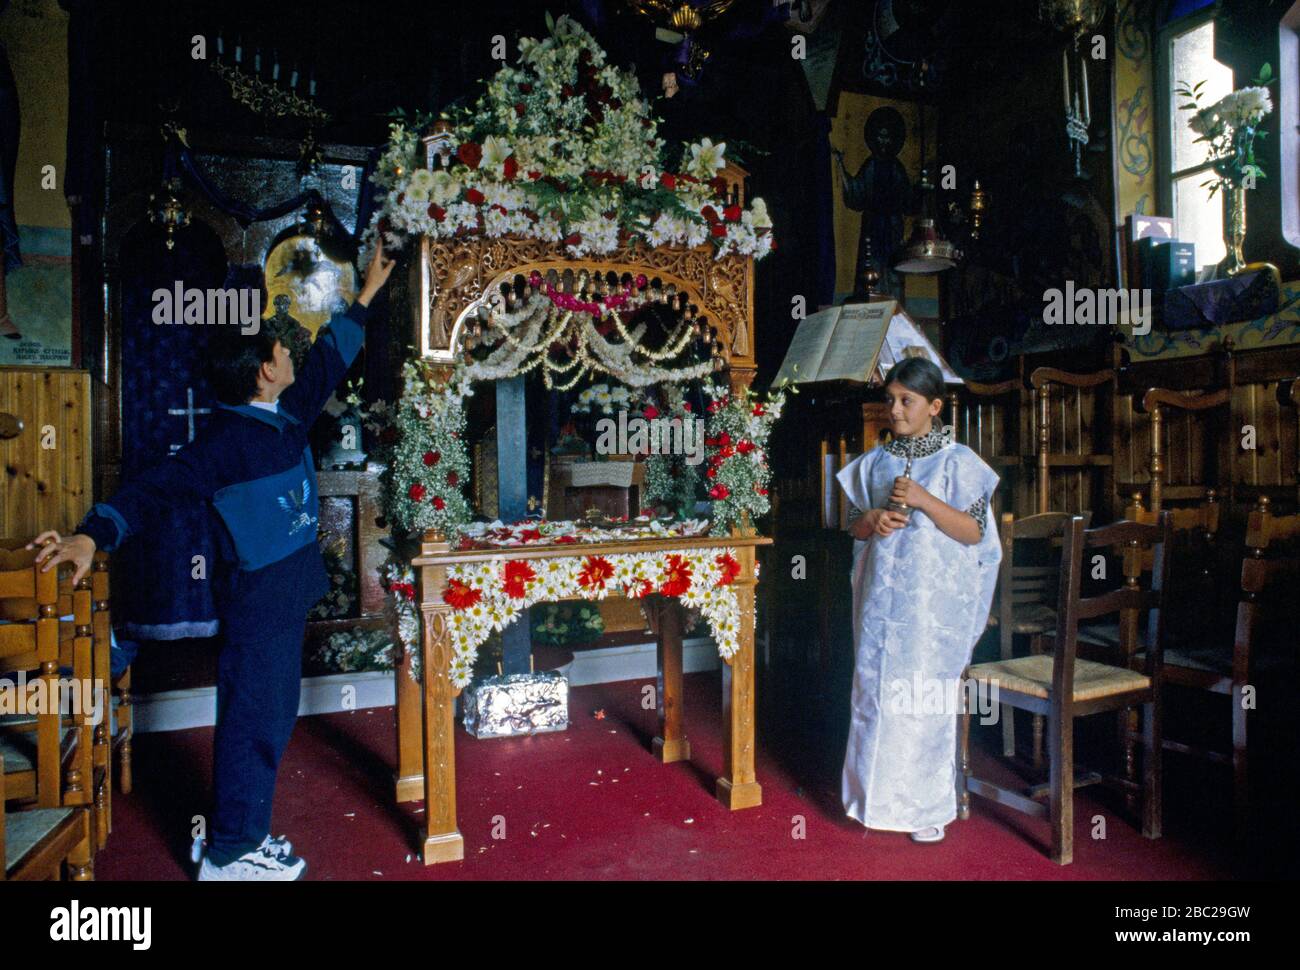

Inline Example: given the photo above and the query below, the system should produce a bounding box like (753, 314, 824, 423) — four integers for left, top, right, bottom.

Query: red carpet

(93, 672, 1246, 880)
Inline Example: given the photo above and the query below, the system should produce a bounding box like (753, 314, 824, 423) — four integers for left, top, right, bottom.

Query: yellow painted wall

(828, 91, 939, 311)
(0, 0, 70, 230)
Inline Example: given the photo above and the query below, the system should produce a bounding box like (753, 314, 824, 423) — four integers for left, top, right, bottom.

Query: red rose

(428, 204, 446, 222)
(443, 579, 481, 610)
(423, 451, 441, 466)
(724, 204, 742, 222)
(503, 157, 518, 181)
(408, 483, 427, 502)
(719, 432, 731, 447)
(643, 405, 659, 419)
(447, 471, 459, 486)
(433, 496, 446, 511)
(659, 172, 677, 190)
(710, 223, 727, 238)
(706, 467, 717, 479)
(701, 205, 720, 224)
(457, 142, 482, 169)
(753, 403, 766, 416)
(465, 188, 485, 205)
(503, 560, 536, 599)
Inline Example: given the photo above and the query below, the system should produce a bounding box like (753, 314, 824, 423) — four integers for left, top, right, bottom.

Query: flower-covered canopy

(361, 13, 773, 263)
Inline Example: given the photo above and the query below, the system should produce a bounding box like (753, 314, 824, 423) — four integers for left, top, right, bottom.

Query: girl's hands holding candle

(890, 475, 931, 512)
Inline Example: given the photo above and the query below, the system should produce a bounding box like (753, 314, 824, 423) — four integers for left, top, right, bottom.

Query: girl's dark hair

(207, 326, 280, 405)
(883, 357, 945, 401)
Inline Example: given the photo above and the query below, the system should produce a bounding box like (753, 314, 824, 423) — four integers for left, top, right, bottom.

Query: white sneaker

(192, 833, 294, 865)
(197, 843, 307, 881)
(910, 825, 945, 843)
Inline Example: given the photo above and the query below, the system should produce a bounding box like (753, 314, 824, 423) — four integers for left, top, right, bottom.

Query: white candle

(1063, 48, 1070, 112)
(1081, 56, 1090, 125)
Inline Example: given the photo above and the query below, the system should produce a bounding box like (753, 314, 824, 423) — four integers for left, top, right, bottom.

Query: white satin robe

(835, 440, 1001, 832)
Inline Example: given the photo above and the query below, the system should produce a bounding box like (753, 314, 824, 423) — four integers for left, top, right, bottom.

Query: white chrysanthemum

(405, 168, 436, 202)
(429, 170, 462, 206)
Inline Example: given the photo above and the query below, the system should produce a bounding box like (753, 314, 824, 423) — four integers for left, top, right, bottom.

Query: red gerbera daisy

(660, 554, 692, 598)
(578, 555, 614, 589)
(715, 553, 740, 587)
(443, 579, 481, 610)
(502, 560, 536, 599)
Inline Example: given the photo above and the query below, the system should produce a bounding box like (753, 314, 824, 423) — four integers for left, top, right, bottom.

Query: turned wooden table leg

(394, 642, 425, 803)
(420, 605, 464, 864)
(716, 552, 762, 810)
(653, 597, 691, 763)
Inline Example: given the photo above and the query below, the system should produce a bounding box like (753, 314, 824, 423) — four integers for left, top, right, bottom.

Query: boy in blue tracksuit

(32, 242, 395, 880)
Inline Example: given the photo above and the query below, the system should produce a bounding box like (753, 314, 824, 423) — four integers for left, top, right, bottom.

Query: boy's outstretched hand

(357, 239, 397, 307)
(28, 531, 97, 585)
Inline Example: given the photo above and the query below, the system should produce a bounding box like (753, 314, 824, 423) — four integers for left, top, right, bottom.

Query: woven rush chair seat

(4, 805, 74, 874)
(968, 654, 1151, 702)
(1, 727, 72, 775)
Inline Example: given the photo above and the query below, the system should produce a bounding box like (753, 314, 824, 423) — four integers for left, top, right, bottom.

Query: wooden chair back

(1057, 513, 1174, 691)
(1138, 386, 1234, 514)
(0, 547, 64, 809)
(1029, 367, 1116, 517)
(953, 380, 1024, 517)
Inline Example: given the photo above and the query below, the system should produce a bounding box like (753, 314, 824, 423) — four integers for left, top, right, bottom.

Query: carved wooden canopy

(412, 161, 757, 393)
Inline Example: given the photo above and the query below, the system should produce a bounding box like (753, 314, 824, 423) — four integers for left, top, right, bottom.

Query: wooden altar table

(392, 531, 771, 864)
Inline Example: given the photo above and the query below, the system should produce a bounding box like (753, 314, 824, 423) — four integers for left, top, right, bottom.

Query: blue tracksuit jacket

(77, 301, 368, 640)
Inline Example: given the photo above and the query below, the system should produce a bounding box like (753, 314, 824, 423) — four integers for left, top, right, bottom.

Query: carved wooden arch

(415, 235, 755, 392)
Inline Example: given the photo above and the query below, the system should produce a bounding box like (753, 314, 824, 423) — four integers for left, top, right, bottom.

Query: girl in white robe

(836, 358, 1002, 842)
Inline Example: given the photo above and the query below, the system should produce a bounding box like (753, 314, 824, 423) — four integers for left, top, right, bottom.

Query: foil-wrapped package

(463, 672, 569, 738)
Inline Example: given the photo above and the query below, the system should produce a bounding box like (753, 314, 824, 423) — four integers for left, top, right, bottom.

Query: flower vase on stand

(1219, 185, 1248, 278)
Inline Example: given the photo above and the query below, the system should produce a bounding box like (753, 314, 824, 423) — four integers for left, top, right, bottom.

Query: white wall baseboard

(133, 637, 720, 735)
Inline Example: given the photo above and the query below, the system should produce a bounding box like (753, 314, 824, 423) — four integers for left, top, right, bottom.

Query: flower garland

(437, 547, 743, 688)
(702, 380, 787, 536)
(377, 359, 476, 538)
(360, 14, 774, 265)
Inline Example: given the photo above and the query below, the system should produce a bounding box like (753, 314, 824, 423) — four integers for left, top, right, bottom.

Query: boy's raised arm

(279, 242, 395, 426)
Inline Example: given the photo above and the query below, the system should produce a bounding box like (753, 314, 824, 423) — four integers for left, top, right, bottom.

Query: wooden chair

(0, 547, 70, 810)
(1030, 367, 1116, 518)
(1156, 496, 1299, 834)
(1137, 386, 1234, 514)
(986, 511, 1092, 764)
(1, 753, 93, 880)
(960, 512, 1172, 864)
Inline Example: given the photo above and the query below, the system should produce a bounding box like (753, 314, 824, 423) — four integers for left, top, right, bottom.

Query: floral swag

(385, 548, 745, 688)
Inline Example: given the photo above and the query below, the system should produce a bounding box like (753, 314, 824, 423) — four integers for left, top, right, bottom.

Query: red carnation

(503, 560, 536, 599)
(457, 142, 482, 169)
(443, 579, 481, 610)
(529, 170, 542, 180)
(408, 483, 427, 502)
(433, 496, 446, 511)
(737, 440, 755, 454)
(701, 204, 720, 224)
(428, 204, 446, 222)
(724, 204, 742, 222)
(643, 405, 659, 419)
(755, 486, 769, 496)
(503, 156, 518, 181)
(719, 432, 731, 446)
(514, 103, 526, 117)
(423, 450, 441, 466)
(564, 233, 583, 246)
(711, 223, 727, 238)
(465, 188, 485, 205)
(447, 471, 459, 486)
(706, 467, 717, 479)
(709, 484, 731, 500)
(753, 403, 766, 416)
(659, 172, 677, 190)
